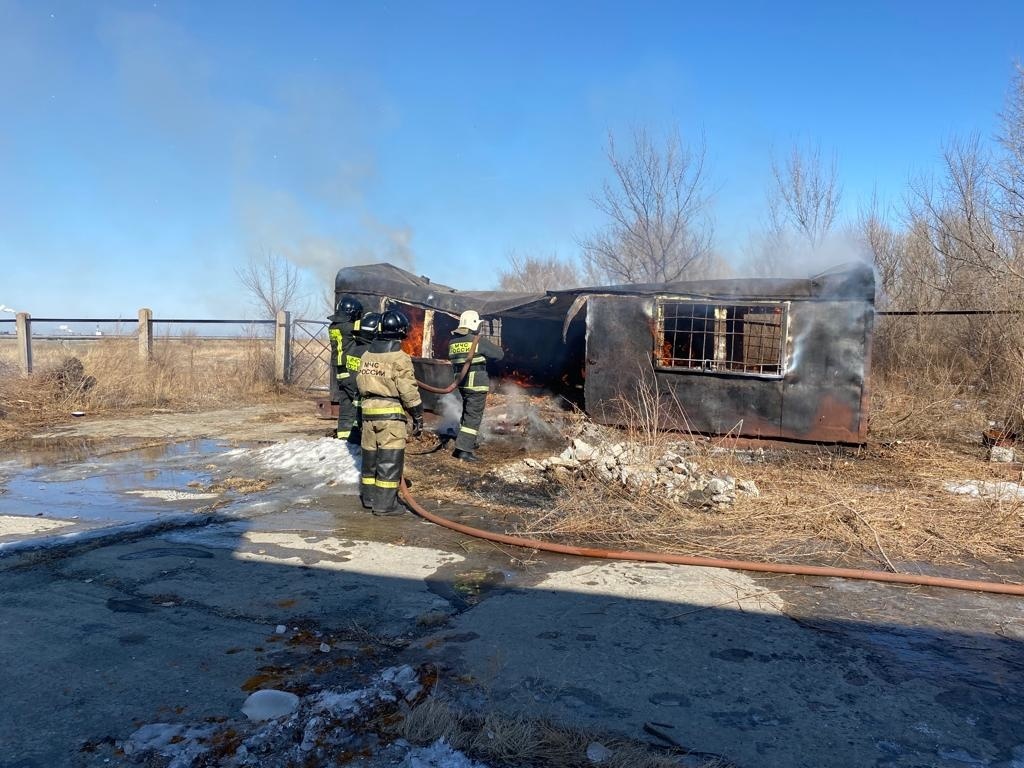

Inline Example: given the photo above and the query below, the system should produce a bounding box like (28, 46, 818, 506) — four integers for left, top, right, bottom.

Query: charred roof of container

(334, 261, 875, 320)
(546, 262, 875, 303)
(334, 262, 560, 320)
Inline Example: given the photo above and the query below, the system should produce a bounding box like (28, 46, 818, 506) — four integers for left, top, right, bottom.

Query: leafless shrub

(769, 141, 842, 249)
(607, 366, 692, 457)
(580, 126, 714, 284)
(864, 66, 1024, 437)
(235, 247, 306, 320)
(0, 335, 283, 440)
(498, 251, 581, 292)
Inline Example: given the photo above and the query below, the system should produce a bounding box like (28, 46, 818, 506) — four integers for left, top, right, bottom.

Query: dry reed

(398, 697, 718, 768)
(0, 334, 288, 441)
(428, 376, 1023, 572)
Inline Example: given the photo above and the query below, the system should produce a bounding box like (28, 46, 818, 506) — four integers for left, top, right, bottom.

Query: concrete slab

(0, 568, 271, 767)
(415, 560, 1024, 768)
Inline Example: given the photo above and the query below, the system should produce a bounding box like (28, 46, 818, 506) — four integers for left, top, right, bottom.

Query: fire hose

(401, 336, 1024, 596)
(397, 480, 1024, 597)
(414, 335, 481, 394)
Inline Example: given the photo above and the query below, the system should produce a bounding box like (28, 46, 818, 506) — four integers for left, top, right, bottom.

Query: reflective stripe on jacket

(328, 318, 359, 380)
(447, 332, 504, 393)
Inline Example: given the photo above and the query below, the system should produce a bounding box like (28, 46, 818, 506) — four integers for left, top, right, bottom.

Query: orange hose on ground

(398, 480, 1024, 597)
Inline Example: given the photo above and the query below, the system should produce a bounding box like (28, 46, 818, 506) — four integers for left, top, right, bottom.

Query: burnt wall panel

(777, 301, 871, 442)
(585, 295, 871, 443)
(583, 296, 659, 424)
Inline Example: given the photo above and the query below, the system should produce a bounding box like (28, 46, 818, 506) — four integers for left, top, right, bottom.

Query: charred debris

(335, 262, 875, 444)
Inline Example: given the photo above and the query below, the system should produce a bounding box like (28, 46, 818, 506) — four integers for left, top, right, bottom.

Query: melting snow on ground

(125, 489, 219, 501)
(118, 664, 493, 768)
(224, 438, 360, 488)
(401, 739, 490, 768)
(945, 480, 1024, 500)
(0, 515, 74, 536)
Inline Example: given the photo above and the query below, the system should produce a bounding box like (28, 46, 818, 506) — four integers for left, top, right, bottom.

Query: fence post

(138, 308, 153, 362)
(15, 312, 32, 375)
(275, 310, 292, 384)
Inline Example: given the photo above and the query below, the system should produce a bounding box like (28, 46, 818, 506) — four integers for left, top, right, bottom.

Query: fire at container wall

(492, 316, 586, 394)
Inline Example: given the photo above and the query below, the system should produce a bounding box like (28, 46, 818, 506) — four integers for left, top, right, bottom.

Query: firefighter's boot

(373, 448, 406, 516)
(359, 449, 378, 510)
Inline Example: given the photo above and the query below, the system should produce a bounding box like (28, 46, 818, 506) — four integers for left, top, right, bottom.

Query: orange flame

(502, 370, 537, 388)
(402, 322, 424, 357)
(398, 304, 426, 357)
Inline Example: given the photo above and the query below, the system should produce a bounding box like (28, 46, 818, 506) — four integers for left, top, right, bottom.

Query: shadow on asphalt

(0, 508, 1022, 768)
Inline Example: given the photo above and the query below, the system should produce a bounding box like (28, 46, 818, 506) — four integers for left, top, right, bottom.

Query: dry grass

(0, 335, 291, 441)
(398, 697, 721, 768)
(433, 377, 1024, 573)
(874, 312, 1024, 438)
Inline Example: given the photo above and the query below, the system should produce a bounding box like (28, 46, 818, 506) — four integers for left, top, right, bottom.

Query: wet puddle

(0, 439, 232, 526)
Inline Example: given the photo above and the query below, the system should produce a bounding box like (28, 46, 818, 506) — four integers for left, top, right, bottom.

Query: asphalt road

(1, 408, 1023, 768)
(1, 493, 1023, 768)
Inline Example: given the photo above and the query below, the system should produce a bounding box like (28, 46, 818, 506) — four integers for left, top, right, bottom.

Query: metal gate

(290, 318, 331, 393)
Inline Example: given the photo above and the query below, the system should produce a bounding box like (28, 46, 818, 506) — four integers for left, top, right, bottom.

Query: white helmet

(457, 310, 482, 333)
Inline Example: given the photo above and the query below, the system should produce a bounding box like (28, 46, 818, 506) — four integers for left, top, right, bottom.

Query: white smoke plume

(98, 7, 415, 300)
(434, 393, 464, 438)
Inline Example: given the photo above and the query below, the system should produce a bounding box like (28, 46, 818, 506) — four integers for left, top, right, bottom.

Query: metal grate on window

(654, 299, 788, 377)
(480, 317, 501, 347)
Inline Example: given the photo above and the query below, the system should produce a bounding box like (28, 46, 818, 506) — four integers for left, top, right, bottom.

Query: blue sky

(1, 0, 1022, 319)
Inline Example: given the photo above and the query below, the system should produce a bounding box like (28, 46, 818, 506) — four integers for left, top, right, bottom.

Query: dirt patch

(201, 476, 276, 495)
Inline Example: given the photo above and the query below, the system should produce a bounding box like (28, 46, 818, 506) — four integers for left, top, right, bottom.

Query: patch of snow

(123, 722, 217, 766)
(0, 515, 73, 536)
(0, 513, 211, 555)
(945, 481, 1024, 500)
(402, 739, 491, 768)
(228, 438, 360, 488)
(124, 489, 219, 501)
(121, 665, 490, 768)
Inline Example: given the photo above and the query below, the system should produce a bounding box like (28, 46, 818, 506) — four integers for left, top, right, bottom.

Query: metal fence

(291, 318, 330, 392)
(0, 310, 302, 385)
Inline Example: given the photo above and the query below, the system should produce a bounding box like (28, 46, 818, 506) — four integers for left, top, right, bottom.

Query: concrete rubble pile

(119, 664, 491, 768)
(513, 436, 761, 509)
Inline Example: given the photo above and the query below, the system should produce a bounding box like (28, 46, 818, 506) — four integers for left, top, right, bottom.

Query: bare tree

(741, 227, 789, 278)
(910, 134, 1017, 294)
(857, 194, 904, 305)
(235, 249, 305, 319)
(498, 251, 580, 292)
(579, 127, 713, 284)
(769, 142, 842, 249)
(996, 63, 1024, 247)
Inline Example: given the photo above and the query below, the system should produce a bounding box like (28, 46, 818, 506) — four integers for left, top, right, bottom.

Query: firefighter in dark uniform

(355, 310, 424, 516)
(447, 310, 504, 462)
(344, 312, 381, 442)
(328, 295, 363, 443)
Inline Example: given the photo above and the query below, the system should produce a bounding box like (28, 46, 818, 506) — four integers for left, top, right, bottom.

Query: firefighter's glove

(410, 404, 424, 438)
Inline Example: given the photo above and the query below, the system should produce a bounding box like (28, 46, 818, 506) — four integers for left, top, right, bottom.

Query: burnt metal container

(413, 357, 455, 413)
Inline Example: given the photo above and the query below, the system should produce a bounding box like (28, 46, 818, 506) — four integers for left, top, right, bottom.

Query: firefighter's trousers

(336, 378, 360, 442)
(454, 388, 486, 453)
(360, 420, 407, 513)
